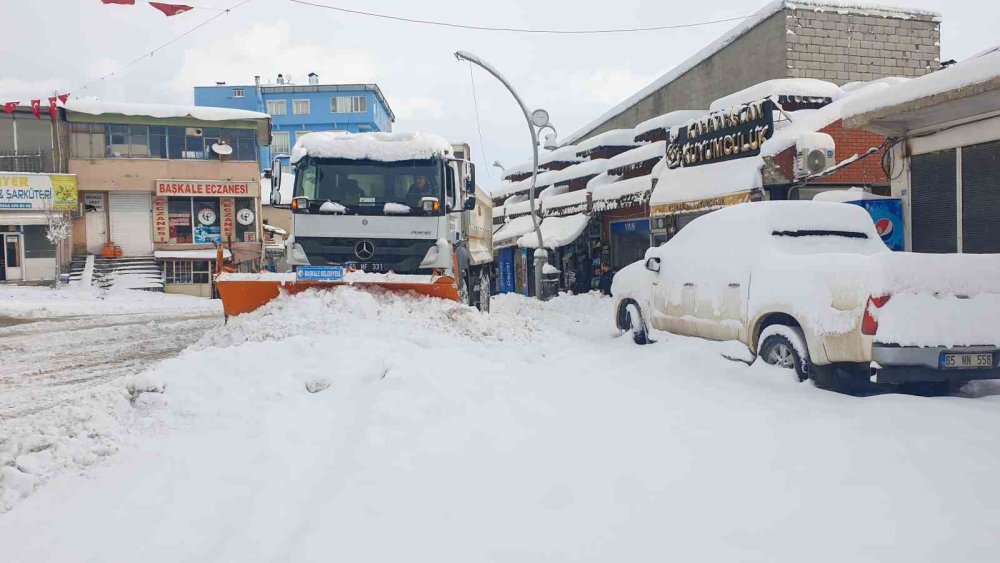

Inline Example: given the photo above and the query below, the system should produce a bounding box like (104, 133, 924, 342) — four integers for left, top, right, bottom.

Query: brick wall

(771, 119, 889, 186)
(785, 8, 940, 82)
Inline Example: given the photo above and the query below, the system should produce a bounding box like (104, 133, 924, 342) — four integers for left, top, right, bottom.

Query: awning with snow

(154, 249, 232, 260)
(493, 215, 538, 249)
(590, 175, 652, 213)
(517, 214, 590, 250)
(649, 156, 763, 217)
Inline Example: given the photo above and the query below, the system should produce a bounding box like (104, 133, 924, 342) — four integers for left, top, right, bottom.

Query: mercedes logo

(354, 240, 375, 260)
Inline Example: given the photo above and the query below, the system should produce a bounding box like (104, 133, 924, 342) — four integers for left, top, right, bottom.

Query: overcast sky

(2, 0, 997, 185)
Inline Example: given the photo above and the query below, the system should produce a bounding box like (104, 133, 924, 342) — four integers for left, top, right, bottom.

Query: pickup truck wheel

(760, 333, 809, 382)
(623, 302, 650, 345)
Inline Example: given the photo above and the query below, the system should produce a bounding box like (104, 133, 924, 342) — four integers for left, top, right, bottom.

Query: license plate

(344, 261, 387, 273)
(940, 352, 994, 369)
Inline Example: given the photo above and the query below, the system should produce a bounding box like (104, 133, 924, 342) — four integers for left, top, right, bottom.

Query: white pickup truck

(612, 201, 1000, 394)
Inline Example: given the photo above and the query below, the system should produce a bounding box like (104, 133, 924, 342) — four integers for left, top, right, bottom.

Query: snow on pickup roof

(63, 99, 269, 121)
(841, 44, 1000, 120)
(709, 79, 844, 112)
(651, 155, 764, 207)
(563, 0, 938, 145)
(290, 131, 453, 164)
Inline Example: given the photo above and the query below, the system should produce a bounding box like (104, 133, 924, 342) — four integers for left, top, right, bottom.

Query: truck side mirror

(645, 257, 661, 273)
(466, 162, 476, 193)
(463, 194, 476, 211)
(270, 158, 283, 205)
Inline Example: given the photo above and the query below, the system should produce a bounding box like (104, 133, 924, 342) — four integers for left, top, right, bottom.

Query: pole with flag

(149, 2, 193, 16)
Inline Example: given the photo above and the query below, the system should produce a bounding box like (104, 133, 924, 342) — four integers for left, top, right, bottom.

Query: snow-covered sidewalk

(1, 289, 999, 562)
(0, 284, 221, 319)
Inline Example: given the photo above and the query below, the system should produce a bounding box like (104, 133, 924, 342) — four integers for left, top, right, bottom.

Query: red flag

(58, 93, 70, 104)
(30, 99, 42, 119)
(48, 97, 59, 119)
(2, 102, 18, 113)
(101, 1, 136, 4)
(148, 2, 192, 16)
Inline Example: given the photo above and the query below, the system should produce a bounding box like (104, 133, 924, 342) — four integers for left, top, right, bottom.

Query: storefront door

(609, 218, 651, 270)
(84, 193, 108, 255)
(4, 234, 23, 281)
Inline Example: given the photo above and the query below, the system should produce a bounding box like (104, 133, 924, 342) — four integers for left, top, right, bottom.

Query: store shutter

(909, 149, 957, 253)
(961, 140, 1000, 254)
(109, 192, 153, 255)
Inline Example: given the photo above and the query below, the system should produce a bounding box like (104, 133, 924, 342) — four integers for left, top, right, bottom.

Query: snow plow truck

(216, 132, 493, 317)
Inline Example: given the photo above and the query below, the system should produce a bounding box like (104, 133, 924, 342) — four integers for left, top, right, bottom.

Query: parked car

(611, 201, 1000, 394)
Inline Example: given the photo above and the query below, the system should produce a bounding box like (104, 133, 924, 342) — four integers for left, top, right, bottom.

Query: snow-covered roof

(633, 110, 706, 140)
(650, 156, 764, 207)
(841, 45, 1000, 123)
(591, 174, 653, 202)
(490, 170, 557, 199)
(64, 100, 269, 121)
(760, 79, 894, 157)
(708, 79, 844, 112)
(563, 0, 939, 145)
(154, 249, 232, 260)
(573, 129, 641, 155)
(541, 188, 588, 213)
(289, 131, 452, 164)
(539, 144, 585, 167)
(607, 141, 665, 172)
(493, 215, 537, 246)
(518, 214, 590, 249)
(547, 159, 610, 186)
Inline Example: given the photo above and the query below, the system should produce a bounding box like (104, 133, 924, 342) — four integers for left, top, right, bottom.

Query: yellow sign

(649, 190, 756, 217)
(0, 173, 78, 211)
(50, 175, 79, 211)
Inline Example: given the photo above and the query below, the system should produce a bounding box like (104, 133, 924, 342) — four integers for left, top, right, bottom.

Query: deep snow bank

(0, 285, 221, 319)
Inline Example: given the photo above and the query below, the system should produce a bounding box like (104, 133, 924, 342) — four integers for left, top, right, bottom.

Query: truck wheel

(478, 268, 491, 313)
(759, 332, 809, 382)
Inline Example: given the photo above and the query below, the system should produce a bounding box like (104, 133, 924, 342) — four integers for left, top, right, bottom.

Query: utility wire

(289, 0, 752, 34)
(77, 0, 253, 94)
(467, 63, 493, 179)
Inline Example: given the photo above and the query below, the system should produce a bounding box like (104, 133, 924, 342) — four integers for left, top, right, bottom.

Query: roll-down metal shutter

(109, 192, 153, 256)
(910, 149, 957, 253)
(962, 140, 1000, 254)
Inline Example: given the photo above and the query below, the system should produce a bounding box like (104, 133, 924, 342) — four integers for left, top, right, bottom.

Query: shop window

(168, 198, 193, 243)
(70, 123, 103, 158)
(22, 225, 55, 258)
(129, 125, 149, 158)
(234, 197, 257, 242)
(192, 260, 212, 283)
(961, 140, 1000, 254)
(193, 198, 222, 244)
(166, 260, 212, 284)
(910, 149, 957, 253)
(106, 124, 129, 157)
(148, 125, 167, 158)
(234, 129, 256, 161)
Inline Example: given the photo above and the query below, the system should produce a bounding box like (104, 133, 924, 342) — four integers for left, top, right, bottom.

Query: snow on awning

(154, 249, 232, 260)
(573, 129, 641, 157)
(517, 214, 590, 249)
(64, 99, 269, 121)
(539, 145, 584, 167)
(546, 158, 610, 186)
(493, 215, 537, 248)
(607, 141, 665, 173)
(634, 111, 706, 142)
(650, 156, 763, 216)
(709, 79, 844, 112)
(490, 170, 556, 200)
(541, 189, 588, 216)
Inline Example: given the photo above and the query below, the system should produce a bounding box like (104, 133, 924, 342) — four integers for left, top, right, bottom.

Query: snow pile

(651, 156, 763, 207)
(607, 141, 666, 171)
(517, 214, 590, 249)
(877, 293, 1000, 347)
(290, 131, 452, 164)
(812, 187, 891, 202)
(64, 99, 269, 121)
(709, 78, 844, 112)
(0, 285, 221, 318)
(573, 129, 641, 155)
(842, 44, 1000, 119)
(633, 111, 707, 140)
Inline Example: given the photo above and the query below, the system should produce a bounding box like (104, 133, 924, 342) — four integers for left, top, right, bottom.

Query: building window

(168, 198, 193, 243)
(233, 88, 245, 99)
(267, 100, 287, 116)
(22, 225, 55, 258)
(71, 123, 256, 161)
(272, 131, 291, 155)
(331, 96, 367, 114)
(70, 123, 104, 159)
(292, 99, 311, 115)
(164, 260, 212, 284)
(235, 197, 257, 242)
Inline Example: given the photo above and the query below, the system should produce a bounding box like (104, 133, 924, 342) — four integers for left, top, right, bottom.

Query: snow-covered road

(1, 289, 999, 562)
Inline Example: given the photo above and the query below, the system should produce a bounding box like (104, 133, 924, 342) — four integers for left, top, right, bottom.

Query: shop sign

(221, 198, 235, 239)
(169, 213, 190, 227)
(0, 173, 78, 211)
(666, 99, 774, 169)
(84, 193, 104, 212)
(197, 207, 217, 226)
(152, 196, 169, 243)
(650, 190, 756, 217)
(236, 208, 255, 226)
(296, 265, 344, 281)
(155, 179, 258, 197)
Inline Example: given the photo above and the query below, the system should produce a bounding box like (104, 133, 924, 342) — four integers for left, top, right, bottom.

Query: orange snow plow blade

(216, 273, 460, 318)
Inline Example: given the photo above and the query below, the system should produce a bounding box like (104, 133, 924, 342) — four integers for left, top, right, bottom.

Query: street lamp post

(455, 50, 555, 300)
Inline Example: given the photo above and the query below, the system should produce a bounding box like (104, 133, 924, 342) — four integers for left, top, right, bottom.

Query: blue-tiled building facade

(194, 74, 395, 170)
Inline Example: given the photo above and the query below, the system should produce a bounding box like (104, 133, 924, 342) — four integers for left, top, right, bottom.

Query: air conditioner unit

(185, 127, 203, 137)
(795, 132, 835, 178)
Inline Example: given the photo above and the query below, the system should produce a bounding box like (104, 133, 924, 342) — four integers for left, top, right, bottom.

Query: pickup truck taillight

(861, 294, 891, 335)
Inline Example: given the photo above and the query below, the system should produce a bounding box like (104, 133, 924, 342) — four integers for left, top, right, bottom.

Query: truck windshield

(293, 158, 443, 216)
